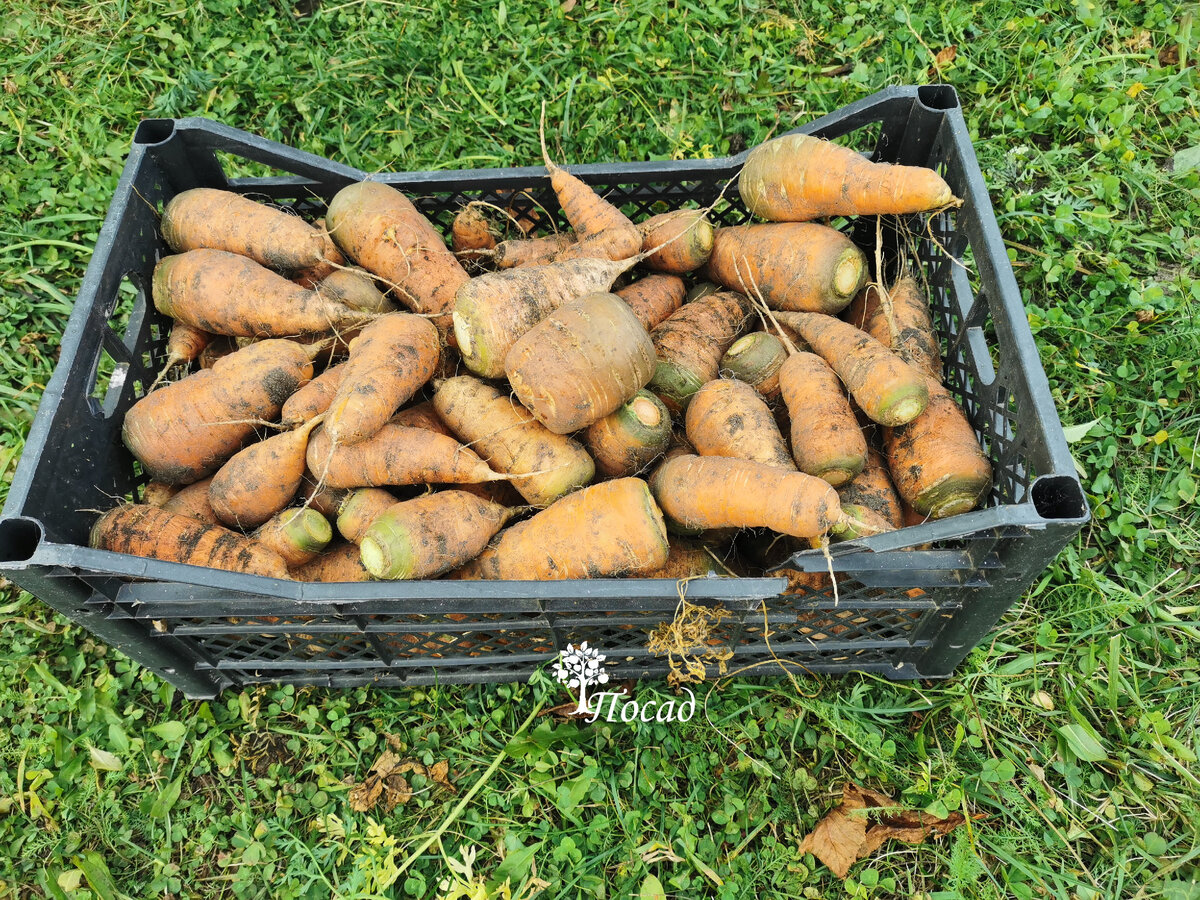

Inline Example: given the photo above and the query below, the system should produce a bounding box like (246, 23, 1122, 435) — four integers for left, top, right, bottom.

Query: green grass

(1, 0, 1198, 897)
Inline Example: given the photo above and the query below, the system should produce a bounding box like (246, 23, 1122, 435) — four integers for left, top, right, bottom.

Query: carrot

(90, 504, 289, 579)
(638, 210, 713, 274)
(648, 290, 751, 411)
(280, 362, 345, 427)
(255, 508, 333, 568)
(738, 132, 957, 221)
(360, 491, 518, 579)
(314, 267, 395, 314)
(292, 542, 372, 582)
(493, 232, 576, 268)
(142, 480, 179, 508)
(831, 504, 896, 541)
(432, 375, 595, 507)
(542, 138, 642, 262)
(306, 422, 505, 489)
(151, 322, 213, 388)
(324, 181, 469, 333)
(649, 454, 845, 539)
(845, 277, 942, 380)
(505, 291, 657, 434)
(451, 204, 499, 260)
(706, 223, 867, 314)
(685, 378, 795, 471)
(161, 188, 339, 273)
(161, 477, 219, 524)
(390, 399, 453, 437)
(719, 332, 787, 399)
(837, 446, 903, 529)
(637, 538, 733, 578)
(154, 249, 373, 338)
(583, 390, 672, 478)
(883, 377, 992, 518)
(777, 351, 867, 486)
(773, 311, 929, 426)
(209, 416, 324, 529)
(452, 255, 637, 378)
(615, 275, 686, 331)
(454, 478, 668, 579)
(336, 488, 400, 543)
(123, 339, 315, 484)
(323, 312, 441, 446)
(298, 474, 350, 519)
(199, 335, 238, 369)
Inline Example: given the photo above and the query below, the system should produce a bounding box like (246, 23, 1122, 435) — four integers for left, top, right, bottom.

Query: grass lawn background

(0, 0, 1197, 897)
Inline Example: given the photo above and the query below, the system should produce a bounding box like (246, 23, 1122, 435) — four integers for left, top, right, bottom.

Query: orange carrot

(280, 362, 345, 427)
(454, 478, 668, 579)
(90, 504, 289, 579)
(648, 290, 751, 411)
(505, 292, 657, 434)
(639, 210, 713, 274)
(314, 267, 395, 314)
(123, 339, 315, 484)
(154, 249, 373, 338)
(739, 133, 958, 221)
(451, 204, 499, 260)
(542, 139, 642, 261)
(255, 508, 333, 568)
(493, 232, 576, 268)
(292, 542, 372, 582)
(637, 538, 734, 578)
(719, 332, 787, 399)
(161, 477, 219, 524)
(151, 322, 213, 387)
(686, 378, 794, 470)
(837, 446, 903, 529)
(289, 219, 348, 288)
(706, 223, 867, 314)
(615, 275, 686, 331)
(298, 474, 350, 519)
(336, 488, 400, 543)
(583, 390, 672, 478)
(432, 375, 595, 507)
(209, 416, 324, 529)
(390, 399, 454, 437)
(845, 277, 942, 380)
(323, 312, 440, 446)
(777, 352, 867, 486)
(774, 311, 929, 426)
(142, 480, 180, 508)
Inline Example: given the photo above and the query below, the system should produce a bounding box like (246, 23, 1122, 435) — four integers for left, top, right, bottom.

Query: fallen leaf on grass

(348, 751, 455, 813)
(798, 783, 976, 878)
(929, 45, 957, 79)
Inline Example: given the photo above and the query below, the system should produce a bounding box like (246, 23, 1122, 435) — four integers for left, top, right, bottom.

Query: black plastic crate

(0, 85, 1088, 698)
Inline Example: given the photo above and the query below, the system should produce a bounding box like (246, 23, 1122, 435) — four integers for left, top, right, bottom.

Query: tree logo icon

(552, 641, 610, 713)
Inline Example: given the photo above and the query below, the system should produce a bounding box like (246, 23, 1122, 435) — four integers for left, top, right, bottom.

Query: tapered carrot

(719, 332, 787, 400)
(739, 133, 958, 221)
(123, 339, 315, 484)
(209, 416, 324, 529)
(773, 311, 929, 426)
(648, 290, 751, 411)
(845, 277, 942, 380)
(314, 267, 395, 314)
(686, 379, 795, 470)
(337, 488, 400, 543)
(884, 378, 992, 518)
(830, 504, 896, 542)
(541, 136, 642, 262)
(323, 312, 441, 446)
(639, 210, 713, 274)
(837, 446, 903, 528)
(493, 232, 576, 268)
(161, 477, 219, 524)
(451, 204, 499, 261)
(150, 322, 213, 389)
(432, 375, 595, 507)
(505, 292, 657, 434)
(360, 491, 519, 579)
(584, 390, 672, 478)
(289, 220, 348, 288)
(292, 542, 372, 582)
(649, 454, 845, 539)
(142, 481, 179, 508)
(281, 362, 345, 427)
(706, 223, 867, 314)
(777, 352, 867, 486)
(255, 508, 333, 568)
(615, 275, 686, 331)
(454, 478, 668, 580)
(306, 422, 505, 489)
(390, 399, 454, 437)
(90, 504, 289, 579)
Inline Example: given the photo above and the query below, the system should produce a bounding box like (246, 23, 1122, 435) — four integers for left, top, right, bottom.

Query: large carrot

(584, 390, 672, 478)
(615, 275, 686, 331)
(649, 454, 845, 539)
(706, 223, 867, 314)
(845, 277, 943, 381)
(323, 312, 440, 446)
(324, 181, 469, 332)
(738, 133, 957, 221)
(639, 210, 713, 274)
(505, 292, 657, 434)
(719, 332, 787, 400)
(280, 362, 345, 427)
(90, 504, 289, 579)
(451, 204, 499, 261)
(314, 267, 395, 314)
(648, 290, 751, 411)
(773, 311, 929, 426)
(838, 446, 903, 529)
(542, 138, 642, 262)
(360, 491, 519, 579)
(161, 477, 219, 524)
(685, 378, 795, 470)
(390, 399, 454, 437)
(161, 188, 338, 273)
(493, 232, 576, 268)
(432, 375, 594, 507)
(154, 250, 373, 338)
(452, 255, 636, 378)
(255, 508, 333, 568)
(123, 339, 315, 484)
(336, 488, 400, 543)
(884, 378, 992, 518)
(208, 416, 324, 529)
(777, 352, 867, 486)
(306, 422, 504, 489)
(454, 478, 668, 579)
(292, 542, 372, 582)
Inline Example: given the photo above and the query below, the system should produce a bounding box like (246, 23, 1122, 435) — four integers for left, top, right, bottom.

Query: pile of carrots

(91, 131, 992, 584)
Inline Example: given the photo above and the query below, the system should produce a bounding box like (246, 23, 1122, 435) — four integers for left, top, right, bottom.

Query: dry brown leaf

(428, 760, 455, 792)
(929, 45, 957, 79)
(798, 783, 974, 878)
(349, 750, 400, 812)
(350, 752, 456, 813)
